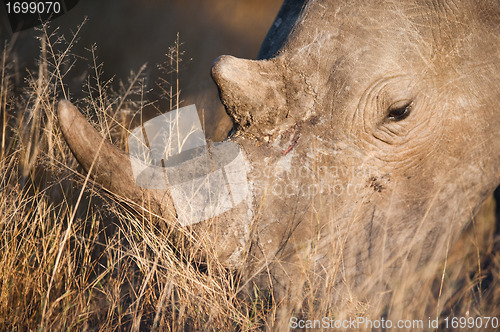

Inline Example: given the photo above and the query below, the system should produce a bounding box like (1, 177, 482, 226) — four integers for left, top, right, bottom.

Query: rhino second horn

(57, 100, 176, 218)
(211, 55, 287, 134)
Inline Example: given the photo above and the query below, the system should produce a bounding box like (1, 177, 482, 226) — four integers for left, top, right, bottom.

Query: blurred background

(0, 0, 283, 139)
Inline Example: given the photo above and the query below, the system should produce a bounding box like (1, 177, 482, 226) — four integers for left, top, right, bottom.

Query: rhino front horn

(57, 100, 175, 218)
(211, 55, 288, 135)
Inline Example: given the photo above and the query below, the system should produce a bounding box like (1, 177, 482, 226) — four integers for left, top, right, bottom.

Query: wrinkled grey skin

(59, 0, 500, 324)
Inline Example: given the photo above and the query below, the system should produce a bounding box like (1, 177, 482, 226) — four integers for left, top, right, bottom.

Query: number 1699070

(5, 1, 61, 15)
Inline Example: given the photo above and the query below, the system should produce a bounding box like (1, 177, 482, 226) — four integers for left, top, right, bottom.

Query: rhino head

(58, 0, 500, 317)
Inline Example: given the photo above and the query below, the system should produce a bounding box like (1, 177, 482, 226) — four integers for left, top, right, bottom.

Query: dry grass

(0, 25, 499, 331)
(0, 26, 261, 331)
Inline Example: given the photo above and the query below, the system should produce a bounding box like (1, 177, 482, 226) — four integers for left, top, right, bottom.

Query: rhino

(58, 0, 500, 325)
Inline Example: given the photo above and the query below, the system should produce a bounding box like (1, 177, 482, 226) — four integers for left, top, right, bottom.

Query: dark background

(0, 0, 283, 139)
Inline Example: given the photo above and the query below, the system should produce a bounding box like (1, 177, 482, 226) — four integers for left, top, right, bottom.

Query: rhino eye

(387, 100, 413, 121)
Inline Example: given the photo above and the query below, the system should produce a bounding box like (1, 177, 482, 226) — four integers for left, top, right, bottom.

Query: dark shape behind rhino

(58, 0, 500, 326)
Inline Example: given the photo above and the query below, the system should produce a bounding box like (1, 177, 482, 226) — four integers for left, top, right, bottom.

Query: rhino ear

(258, 0, 307, 59)
(211, 55, 287, 134)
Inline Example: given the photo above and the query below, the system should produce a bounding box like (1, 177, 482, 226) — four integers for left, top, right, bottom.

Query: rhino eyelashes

(387, 99, 413, 121)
